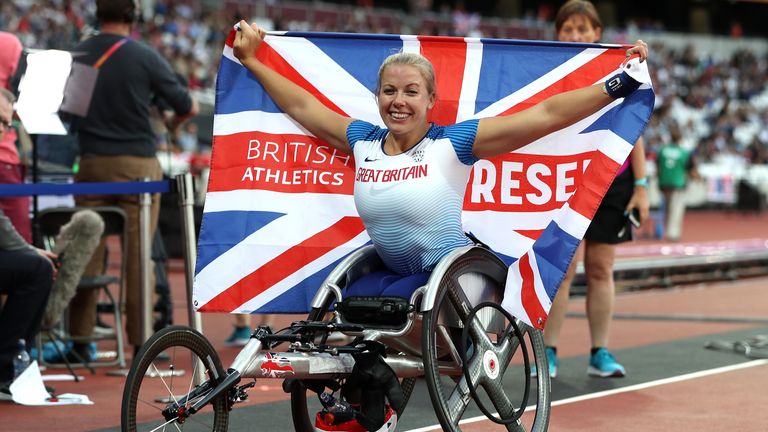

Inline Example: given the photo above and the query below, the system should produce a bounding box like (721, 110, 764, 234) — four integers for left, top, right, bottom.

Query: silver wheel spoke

(147, 417, 178, 432)
(184, 354, 199, 408)
(151, 362, 181, 406)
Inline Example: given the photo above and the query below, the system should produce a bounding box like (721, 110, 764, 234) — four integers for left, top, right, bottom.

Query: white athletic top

(347, 119, 480, 275)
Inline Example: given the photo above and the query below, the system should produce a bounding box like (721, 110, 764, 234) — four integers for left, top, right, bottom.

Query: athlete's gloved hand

(604, 40, 650, 99)
(603, 67, 641, 99)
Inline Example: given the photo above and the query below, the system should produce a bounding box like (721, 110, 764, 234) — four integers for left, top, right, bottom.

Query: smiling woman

(375, 53, 436, 154)
(232, 19, 648, 278)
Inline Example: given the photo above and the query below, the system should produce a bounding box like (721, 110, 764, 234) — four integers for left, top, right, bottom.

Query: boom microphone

(42, 209, 104, 328)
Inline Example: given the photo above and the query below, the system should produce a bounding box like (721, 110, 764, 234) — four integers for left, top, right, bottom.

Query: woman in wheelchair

(233, 21, 647, 296)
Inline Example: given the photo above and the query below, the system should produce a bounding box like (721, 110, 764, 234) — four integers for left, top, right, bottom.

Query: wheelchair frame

(122, 245, 551, 431)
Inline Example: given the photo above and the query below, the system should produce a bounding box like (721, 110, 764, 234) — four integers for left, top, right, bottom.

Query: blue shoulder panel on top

(347, 120, 385, 149)
(443, 119, 480, 165)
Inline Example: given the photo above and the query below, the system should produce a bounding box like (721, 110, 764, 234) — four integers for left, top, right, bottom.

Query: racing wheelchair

(121, 245, 551, 431)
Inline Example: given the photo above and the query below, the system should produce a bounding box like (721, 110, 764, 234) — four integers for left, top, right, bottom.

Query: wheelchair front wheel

(421, 249, 551, 431)
(121, 326, 229, 432)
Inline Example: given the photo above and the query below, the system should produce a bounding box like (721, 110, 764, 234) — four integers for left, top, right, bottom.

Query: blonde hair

(376, 52, 437, 96)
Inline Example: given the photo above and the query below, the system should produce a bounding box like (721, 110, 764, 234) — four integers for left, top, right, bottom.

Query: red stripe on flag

(224, 30, 347, 116)
(419, 36, 467, 126)
(499, 50, 623, 117)
(225, 29, 236, 48)
(569, 152, 620, 219)
(518, 253, 548, 329)
(516, 229, 544, 240)
(256, 42, 349, 117)
(207, 131, 355, 194)
(198, 216, 366, 312)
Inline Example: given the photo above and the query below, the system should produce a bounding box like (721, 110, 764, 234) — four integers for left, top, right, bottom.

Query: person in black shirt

(67, 0, 198, 360)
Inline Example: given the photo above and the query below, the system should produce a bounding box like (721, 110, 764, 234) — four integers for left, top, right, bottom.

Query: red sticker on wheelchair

(483, 351, 500, 380)
(260, 352, 295, 378)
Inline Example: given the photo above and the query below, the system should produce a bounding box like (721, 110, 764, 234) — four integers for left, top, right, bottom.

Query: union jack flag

(193, 29, 654, 329)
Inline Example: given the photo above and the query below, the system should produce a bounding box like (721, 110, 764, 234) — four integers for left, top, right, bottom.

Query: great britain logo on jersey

(355, 165, 428, 183)
(194, 30, 654, 329)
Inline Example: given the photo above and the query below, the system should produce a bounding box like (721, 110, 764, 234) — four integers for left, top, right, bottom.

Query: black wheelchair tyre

(421, 248, 551, 431)
(121, 325, 229, 432)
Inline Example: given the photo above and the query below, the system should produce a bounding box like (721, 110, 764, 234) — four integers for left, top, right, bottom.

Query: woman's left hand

(233, 20, 266, 64)
(625, 186, 650, 226)
(626, 39, 648, 62)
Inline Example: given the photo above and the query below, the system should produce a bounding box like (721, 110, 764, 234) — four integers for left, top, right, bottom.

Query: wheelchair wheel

(122, 326, 229, 431)
(421, 248, 551, 431)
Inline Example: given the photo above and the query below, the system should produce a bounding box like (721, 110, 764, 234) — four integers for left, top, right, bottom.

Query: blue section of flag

(307, 36, 404, 94)
(532, 222, 580, 301)
(196, 210, 285, 273)
(215, 56, 282, 115)
(580, 88, 655, 143)
(475, 44, 582, 113)
(251, 257, 344, 313)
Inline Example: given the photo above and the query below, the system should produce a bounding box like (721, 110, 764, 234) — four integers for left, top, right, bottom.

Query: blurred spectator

(66, 0, 198, 360)
(0, 31, 21, 89)
(176, 121, 199, 153)
(0, 32, 30, 243)
(538, 0, 648, 380)
(657, 124, 698, 241)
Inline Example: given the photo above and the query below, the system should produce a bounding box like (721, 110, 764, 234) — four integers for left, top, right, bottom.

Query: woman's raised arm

(473, 40, 648, 159)
(233, 21, 354, 153)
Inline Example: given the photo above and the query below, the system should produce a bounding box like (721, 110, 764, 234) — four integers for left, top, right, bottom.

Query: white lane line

(403, 359, 768, 431)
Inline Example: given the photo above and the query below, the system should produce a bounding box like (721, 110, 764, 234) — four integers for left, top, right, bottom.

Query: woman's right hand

(625, 39, 648, 62)
(233, 20, 266, 64)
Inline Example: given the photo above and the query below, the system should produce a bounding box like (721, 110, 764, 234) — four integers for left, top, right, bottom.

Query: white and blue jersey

(347, 119, 480, 276)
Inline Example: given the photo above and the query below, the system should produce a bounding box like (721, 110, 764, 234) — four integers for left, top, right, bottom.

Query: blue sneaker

(530, 347, 557, 378)
(31, 341, 69, 363)
(225, 326, 252, 346)
(588, 348, 626, 377)
(45, 342, 97, 364)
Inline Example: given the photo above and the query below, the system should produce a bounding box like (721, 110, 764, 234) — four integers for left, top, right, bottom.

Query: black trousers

(0, 249, 52, 382)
